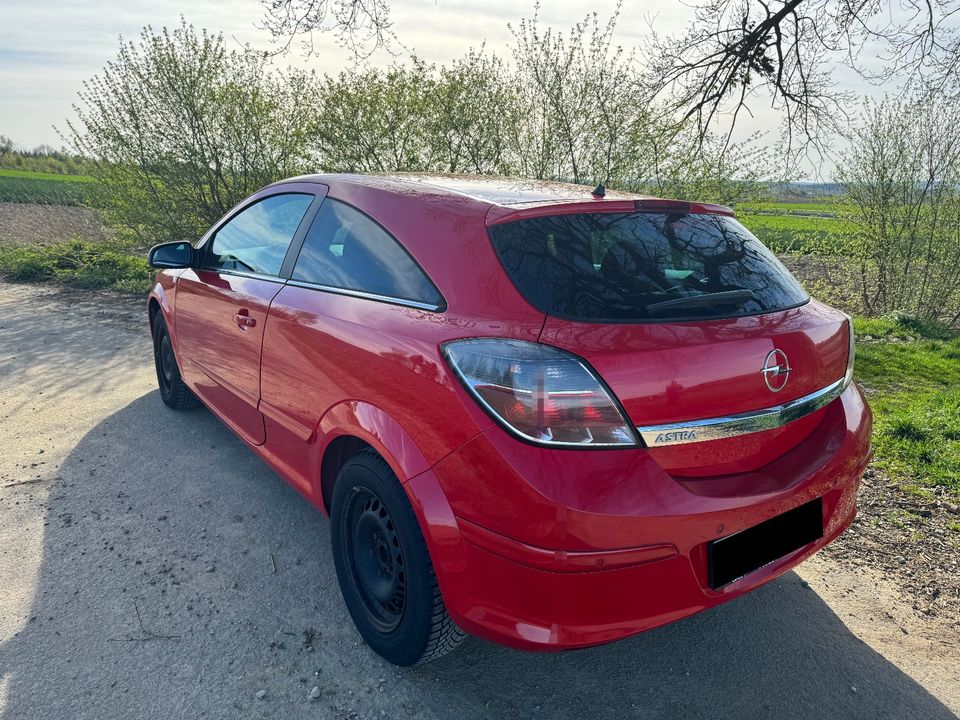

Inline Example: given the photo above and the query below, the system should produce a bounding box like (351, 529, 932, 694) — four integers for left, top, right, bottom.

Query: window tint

(489, 212, 809, 322)
(291, 199, 443, 307)
(207, 193, 313, 276)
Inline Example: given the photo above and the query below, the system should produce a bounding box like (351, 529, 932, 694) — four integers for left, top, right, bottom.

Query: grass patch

(869, 390, 960, 492)
(855, 313, 957, 341)
(0, 240, 152, 294)
(853, 314, 960, 496)
(855, 339, 960, 391)
(0, 173, 104, 206)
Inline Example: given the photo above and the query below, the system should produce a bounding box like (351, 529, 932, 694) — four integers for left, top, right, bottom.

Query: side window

(207, 193, 313, 276)
(291, 199, 443, 307)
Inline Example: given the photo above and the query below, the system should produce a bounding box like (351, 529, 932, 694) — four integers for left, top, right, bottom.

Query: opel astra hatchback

(146, 174, 872, 666)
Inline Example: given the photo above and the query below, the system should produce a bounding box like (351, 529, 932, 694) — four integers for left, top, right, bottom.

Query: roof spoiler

(486, 198, 736, 226)
(634, 199, 735, 216)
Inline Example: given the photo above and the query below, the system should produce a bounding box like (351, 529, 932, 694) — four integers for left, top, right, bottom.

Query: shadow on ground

(1, 392, 955, 720)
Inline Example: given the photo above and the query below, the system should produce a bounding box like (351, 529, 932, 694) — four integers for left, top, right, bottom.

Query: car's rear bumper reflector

(636, 377, 848, 447)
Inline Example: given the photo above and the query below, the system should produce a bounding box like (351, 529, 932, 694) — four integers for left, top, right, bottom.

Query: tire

(152, 315, 201, 411)
(330, 449, 467, 666)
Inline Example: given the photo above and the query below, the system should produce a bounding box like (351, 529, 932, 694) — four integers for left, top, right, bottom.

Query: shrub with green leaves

(0, 240, 153, 294)
(66, 20, 323, 245)
(839, 90, 960, 324)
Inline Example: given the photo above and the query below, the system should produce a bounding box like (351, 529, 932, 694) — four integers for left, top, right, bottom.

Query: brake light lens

(843, 315, 856, 389)
(442, 339, 637, 447)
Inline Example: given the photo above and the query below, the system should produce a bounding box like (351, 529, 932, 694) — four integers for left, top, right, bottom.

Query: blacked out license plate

(708, 498, 823, 589)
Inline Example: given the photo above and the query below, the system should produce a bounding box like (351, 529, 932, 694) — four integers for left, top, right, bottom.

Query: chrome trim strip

(284, 279, 443, 312)
(636, 377, 848, 447)
(205, 267, 286, 284)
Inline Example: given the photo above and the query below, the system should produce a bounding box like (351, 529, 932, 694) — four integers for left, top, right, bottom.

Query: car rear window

(488, 211, 809, 322)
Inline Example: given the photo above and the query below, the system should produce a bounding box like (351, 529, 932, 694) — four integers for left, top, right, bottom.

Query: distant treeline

(0, 136, 93, 176)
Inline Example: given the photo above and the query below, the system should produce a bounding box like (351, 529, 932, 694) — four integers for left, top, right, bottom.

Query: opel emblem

(761, 348, 791, 392)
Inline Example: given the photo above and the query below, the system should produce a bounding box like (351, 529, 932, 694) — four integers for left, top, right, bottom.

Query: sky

(0, 0, 736, 144)
(0, 0, 868, 176)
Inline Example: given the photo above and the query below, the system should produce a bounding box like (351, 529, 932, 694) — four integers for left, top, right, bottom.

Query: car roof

(281, 172, 644, 207)
(274, 173, 735, 223)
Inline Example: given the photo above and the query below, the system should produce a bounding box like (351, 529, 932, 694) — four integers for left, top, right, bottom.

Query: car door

(258, 197, 452, 494)
(175, 188, 323, 445)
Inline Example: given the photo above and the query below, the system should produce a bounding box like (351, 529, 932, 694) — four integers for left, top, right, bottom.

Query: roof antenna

(591, 183, 606, 199)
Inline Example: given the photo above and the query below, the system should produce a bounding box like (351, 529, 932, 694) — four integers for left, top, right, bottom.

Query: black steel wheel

(331, 449, 466, 666)
(344, 487, 407, 632)
(152, 315, 200, 411)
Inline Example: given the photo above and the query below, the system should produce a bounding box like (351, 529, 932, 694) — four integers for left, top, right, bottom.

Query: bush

(63, 12, 772, 246)
(66, 20, 323, 245)
(0, 240, 153, 294)
(0, 135, 94, 176)
(310, 10, 771, 205)
(838, 90, 960, 324)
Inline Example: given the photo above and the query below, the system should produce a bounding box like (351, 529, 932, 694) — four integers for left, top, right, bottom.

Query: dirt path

(0, 281, 957, 720)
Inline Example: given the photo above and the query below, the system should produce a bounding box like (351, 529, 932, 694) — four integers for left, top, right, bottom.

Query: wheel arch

(319, 435, 372, 513)
(148, 297, 161, 332)
(315, 401, 433, 515)
(147, 273, 178, 336)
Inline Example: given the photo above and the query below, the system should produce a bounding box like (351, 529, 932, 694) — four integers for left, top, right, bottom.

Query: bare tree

(505, 4, 771, 200)
(645, 0, 960, 166)
(507, 3, 650, 184)
(259, 0, 393, 57)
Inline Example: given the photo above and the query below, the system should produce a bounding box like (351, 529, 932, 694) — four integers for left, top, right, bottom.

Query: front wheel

(152, 315, 200, 411)
(330, 450, 466, 666)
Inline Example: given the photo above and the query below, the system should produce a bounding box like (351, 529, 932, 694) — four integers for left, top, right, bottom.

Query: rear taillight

(442, 339, 637, 447)
(843, 315, 856, 389)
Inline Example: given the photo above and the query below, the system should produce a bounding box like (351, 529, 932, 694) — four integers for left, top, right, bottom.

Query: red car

(147, 174, 872, 666)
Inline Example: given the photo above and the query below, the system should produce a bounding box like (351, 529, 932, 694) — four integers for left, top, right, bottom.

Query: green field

(740, 211, 855, 255)
(0, 169, 102, 205)
(735, 200, 850, 215)
(0, 169, 97, 182)
(734, 197, 858, 255)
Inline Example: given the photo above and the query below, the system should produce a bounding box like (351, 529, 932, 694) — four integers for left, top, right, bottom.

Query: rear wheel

(330, 449, 466, 666)
(152, 315, 200, 411)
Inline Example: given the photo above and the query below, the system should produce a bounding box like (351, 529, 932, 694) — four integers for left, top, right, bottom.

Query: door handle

(233, 310, 257, 329)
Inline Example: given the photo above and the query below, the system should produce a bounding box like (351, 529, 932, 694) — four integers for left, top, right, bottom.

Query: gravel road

(0, 280, 957, 720)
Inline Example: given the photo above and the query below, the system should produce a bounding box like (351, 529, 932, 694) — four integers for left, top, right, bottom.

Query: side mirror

(148, 241, 194, 269)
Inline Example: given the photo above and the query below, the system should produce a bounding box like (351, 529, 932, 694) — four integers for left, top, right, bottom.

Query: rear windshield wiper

(646, 289, 756, 316)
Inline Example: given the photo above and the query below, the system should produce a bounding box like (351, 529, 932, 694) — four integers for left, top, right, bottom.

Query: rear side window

(489, 212, 809, 322)
(208, 193, 313, 276)
(291, 199, 443, 308)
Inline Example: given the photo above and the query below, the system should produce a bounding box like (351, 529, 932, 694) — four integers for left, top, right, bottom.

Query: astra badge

(655, 430, 698, 444)
(761, 348, 791, 392)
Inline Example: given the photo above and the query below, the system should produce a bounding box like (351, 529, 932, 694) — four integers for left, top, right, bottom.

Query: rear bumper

(403, 384, 872, 651)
